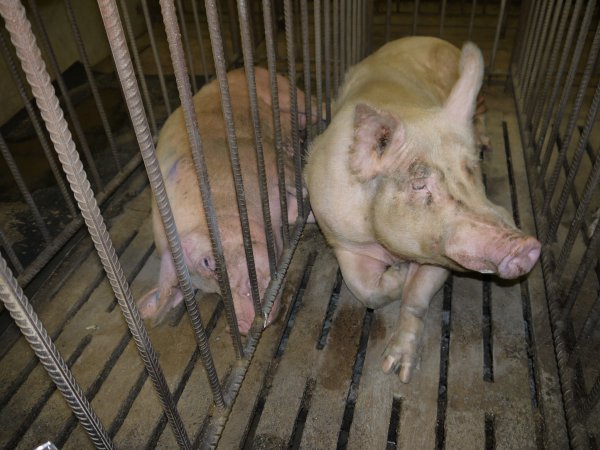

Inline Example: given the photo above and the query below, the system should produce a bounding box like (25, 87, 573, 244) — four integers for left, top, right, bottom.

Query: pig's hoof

(381, 334, 420, 383)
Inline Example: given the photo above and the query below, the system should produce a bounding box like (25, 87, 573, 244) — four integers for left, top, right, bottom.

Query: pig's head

(348, 43, 540, 279)
(137, 233, 280, 334)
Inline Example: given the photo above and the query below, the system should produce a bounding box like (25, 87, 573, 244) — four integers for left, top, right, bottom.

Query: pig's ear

(444, 42, 484, 124)
(349, 103, 405, 181)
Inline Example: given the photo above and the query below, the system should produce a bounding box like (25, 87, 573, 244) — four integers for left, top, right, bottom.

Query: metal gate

(0, 0, 598, 448)
(512, 0, 600, 447)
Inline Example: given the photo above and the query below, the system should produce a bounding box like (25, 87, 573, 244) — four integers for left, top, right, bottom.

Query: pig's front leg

(382, 264, 449, 383)
(335, 248, 409, 309)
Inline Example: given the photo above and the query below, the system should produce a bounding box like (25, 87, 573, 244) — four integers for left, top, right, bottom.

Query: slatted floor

(0, 87, 572, 449)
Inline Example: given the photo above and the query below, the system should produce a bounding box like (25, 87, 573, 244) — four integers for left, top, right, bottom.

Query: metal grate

(512, 1, 600, 448)
(0, 0, 597, 449)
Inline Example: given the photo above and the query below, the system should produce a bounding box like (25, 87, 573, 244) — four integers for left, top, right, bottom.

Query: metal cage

(0, 0, 598, 448)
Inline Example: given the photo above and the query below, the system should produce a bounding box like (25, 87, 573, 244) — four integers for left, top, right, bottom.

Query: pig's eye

(411, 179, 427, 190)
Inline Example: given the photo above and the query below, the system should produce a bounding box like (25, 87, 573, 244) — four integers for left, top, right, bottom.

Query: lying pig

(304, 37, 541, 382)
(138, 67, 308, 334)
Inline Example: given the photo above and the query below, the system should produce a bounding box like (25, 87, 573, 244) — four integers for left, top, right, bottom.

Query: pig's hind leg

(335, 249, 409, 309)
(382, 264, 449, 383)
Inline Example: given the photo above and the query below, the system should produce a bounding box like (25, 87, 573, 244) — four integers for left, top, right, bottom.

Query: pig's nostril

(498, 239, 541, 279)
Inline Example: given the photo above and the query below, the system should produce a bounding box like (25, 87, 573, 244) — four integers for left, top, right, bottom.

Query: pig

(304, 37, 541, 382)
(138, 67, 309, 334)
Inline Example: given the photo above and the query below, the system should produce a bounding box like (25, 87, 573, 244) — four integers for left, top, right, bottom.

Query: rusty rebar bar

(1, 0, 191, 446)
(283, 0, 304, 219)
(0, 32, 77, 215)
(0, 132, 51, 243)
(0, 257, 113, 449)
(140, 0, 172, 115)
(118, 0, 158, 137)
(63, 0, 121, 171)
(159, 0, 244, 359)
(203, 0, 264, 324)
(260, 0, 290, 246)
(236, 0, 278, 276)
(27, 0, 103, 192)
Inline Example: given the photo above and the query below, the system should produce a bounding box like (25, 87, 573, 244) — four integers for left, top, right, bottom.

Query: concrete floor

(2, 2, 598, 449)
(0, 85, 573, 449)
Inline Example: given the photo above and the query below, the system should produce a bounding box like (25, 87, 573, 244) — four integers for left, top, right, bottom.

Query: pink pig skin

(138, 67, 310, 334)
(304, 37, 541, 382)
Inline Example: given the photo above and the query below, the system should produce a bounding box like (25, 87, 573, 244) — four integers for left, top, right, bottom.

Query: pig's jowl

(138, 67, 310, 334)
(304, 37, 541, 383)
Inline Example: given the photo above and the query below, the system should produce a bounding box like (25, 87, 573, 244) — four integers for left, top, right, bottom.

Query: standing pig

(304, 37, 541, 382)
(138, 67, 308, 334)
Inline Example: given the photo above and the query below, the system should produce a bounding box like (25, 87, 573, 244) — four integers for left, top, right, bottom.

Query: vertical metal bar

(352, 0, 357, 64)
(487, 0, 507, 77)
(0, 227, 23, 274)
(532, 0, 585, 163)
(514, 0, 535, 73)
(548, 81, 600, 238)
(350, 0, 354, 65)
(557, 120, 600, 268)
(27, 0, 103, 192)
(522, 0, 556, 100)
(236, 0, 278, 276)
(412, 0, 420, 35)
(2, 0, 195, 445)
(355, 0, 359, 62)
(157, 0, 244, 360)
(339, 0, 345, 76)
(569, 287, 600, 369)
(191, 0, 211, 83)
(527, 0, 565, 124)
(105, 0, 231, 404)
(315, 0, 323, 134)
(226, 0, 242, 60)
(578, 353, 600, 418)
(203, 0, 266, 322)
(118, 0, 158, 138)
(283, 0, 304, 219)
(468, 0, 477, 40)
(385, 0, 392, 42)
(530, 0, 571, 135)
(0, 258, 114, 450)
(300, 0, 312, 143)
(175, 0, 198, 93)
(518, 0, 544, 96)
(362, 0, 368, 58)
(542, 19, 600, 218)
(0, 132, 51, 243)
(365, 0, 373, 55)
(333, 0, 339, 93)
(324, 0, 332, 123)
(63, 0, 121, 171)
(140, 0, 172, 116)
(0, 32, 77, 216)
(440, 0, 447, 37)
(345, 0, 351, 70)
(17, 153, 142, 288)
(563, 216, 600, 316)
(260, 0, 290, 247)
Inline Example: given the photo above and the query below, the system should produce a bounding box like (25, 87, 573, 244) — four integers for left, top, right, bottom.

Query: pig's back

(334, 36, 461, 115)
(152, 69, 283, 253)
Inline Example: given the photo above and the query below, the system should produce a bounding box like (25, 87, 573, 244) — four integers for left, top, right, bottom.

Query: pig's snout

(497, 236, 541, 279)
(446, 227, 541, 279)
